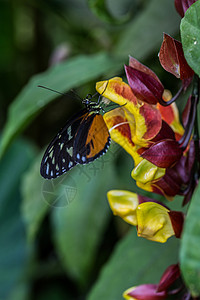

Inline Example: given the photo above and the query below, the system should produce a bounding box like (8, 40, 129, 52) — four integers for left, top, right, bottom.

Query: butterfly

(40, 92, 111, 179)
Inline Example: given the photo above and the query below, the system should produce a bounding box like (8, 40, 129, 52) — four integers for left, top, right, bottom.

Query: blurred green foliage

(0, 0, 183, 299)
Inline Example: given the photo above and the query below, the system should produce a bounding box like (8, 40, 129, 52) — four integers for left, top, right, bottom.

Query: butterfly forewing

(40, 109, 89, 179)
(73, 113, 111, 164)
(40, 92, 111, 179)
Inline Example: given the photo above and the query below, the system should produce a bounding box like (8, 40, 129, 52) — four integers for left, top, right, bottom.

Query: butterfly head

(82, 94, 92, 106)
(82, 93, 104, 113)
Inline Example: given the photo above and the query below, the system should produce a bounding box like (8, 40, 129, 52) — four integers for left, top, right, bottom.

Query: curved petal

(129, 56, 163, 84)
(139, 103, 162, 140)
(107, 190, 139, 225)
(159, 33, 194, 80)
(157, 264, 180, 292)
(123, 284, 167, 300)
(131, 159, 165, 184)
(125, 65, 164, 105)
(141, 140, 183, 168)
(96, 77, 137, 106)
(103, 107, 142, 163)
(136, 202, 175, 243)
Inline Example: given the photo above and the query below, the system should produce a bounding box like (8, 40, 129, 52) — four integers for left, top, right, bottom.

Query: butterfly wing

(73, 112, 111, 164)
(40, 109, 89, 179)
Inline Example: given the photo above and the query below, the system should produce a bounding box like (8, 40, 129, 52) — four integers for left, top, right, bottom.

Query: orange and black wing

(73, 113, 111, 164)
(40, 109, 89, 179)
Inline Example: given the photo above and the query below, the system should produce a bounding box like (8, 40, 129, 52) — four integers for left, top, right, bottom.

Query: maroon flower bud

(153, 142, 195, 198)
(157, 264, 181, 292)
(141, 139, 183, 168)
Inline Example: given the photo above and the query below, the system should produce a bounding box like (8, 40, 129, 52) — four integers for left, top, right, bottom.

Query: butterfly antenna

(70, 89, 83, 101)
(38, 85, 68, 96)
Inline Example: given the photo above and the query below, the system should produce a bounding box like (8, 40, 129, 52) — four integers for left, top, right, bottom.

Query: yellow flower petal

(131, 159, 165, 184)
(103, 107, 142, 163)
(97, 78, 161, 146)
(136, 181, 153, 193)
(96, 78, 147, 144)
(96, 77, 137, 106)
(107, 190, 139, 226)
(136, 202, 175, 243)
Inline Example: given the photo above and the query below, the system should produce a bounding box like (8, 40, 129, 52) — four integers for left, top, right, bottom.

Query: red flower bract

(157, 264, 181, 293)
(141, 139, 183, 168)
(159, 33, 194, 82)
(125, 65, 164, 105)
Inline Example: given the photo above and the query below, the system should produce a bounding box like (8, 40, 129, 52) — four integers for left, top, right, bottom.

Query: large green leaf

(21, 149, 90, 242)
(0, 138, 36, 300)
(0, 52, 123, 158)
(180, 1, 200, 76)
(87, 229, 179, 300)
(115, 0, 179, 58)
(21, 152, 51, 242)
(180, 181, 200, 297)
(52, 156, 117, 286)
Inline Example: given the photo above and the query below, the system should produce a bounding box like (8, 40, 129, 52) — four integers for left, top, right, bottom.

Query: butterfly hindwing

(74, 113, 111, 164)
(40, 109, 89, 179)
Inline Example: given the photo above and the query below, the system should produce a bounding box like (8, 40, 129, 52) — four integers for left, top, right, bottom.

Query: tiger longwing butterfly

(40, 91, 110, 179)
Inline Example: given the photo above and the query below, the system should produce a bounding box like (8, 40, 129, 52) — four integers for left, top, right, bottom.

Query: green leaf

(21, 152, 50, 242)
(180, 1, 200, 76)
(87, 229, 179, 300)
(52, 158, 117, 286)
(0, 52, 123, 158)
(87, 0, 130, 24)
(180, 181, 200, 297)
(0, 138, 36, 299)
(21, 149, 82, 242)
(115, 0, 179, 59)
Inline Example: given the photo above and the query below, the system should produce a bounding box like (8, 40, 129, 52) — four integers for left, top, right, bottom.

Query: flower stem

(178, 75, 199, 151)
(159, 84, 183, 106)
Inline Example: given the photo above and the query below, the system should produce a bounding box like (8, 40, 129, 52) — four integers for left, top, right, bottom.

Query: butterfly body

(40, 96, 110, 179)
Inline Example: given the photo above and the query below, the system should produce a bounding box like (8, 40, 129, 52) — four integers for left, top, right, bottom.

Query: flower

(107, 190, 184, 243)
(123, 284, 167, 300)
(96, 76, 191, 199)
(123, 264, 182, 299)
(136, 202, 183, 243)
(107, 190, 141, 226)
